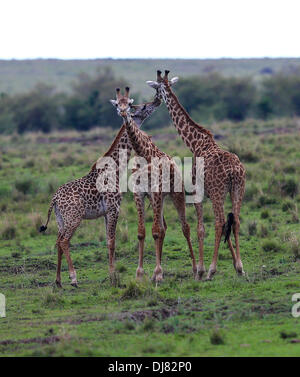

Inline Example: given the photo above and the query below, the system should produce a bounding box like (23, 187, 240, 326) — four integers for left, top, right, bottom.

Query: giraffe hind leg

(171, 192, 197, 278)
(55, 233, 63, 288)
(55, 206, 64, 287)
(58, 212, 82, 287)
(206, 199, 225, 280)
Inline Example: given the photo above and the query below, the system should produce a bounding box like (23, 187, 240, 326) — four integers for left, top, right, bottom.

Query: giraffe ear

(170, 77, 179, 86)
(129, 98, 134, 104)
(110, 99, 118, 106)
(146, 80, 160, 89)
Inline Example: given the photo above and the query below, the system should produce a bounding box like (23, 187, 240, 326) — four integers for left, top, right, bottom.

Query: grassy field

(1, 58, 300, 96)
(0, 118, 300, 356)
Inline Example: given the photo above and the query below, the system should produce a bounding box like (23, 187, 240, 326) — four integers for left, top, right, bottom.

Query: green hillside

(1, 58, 300, 97)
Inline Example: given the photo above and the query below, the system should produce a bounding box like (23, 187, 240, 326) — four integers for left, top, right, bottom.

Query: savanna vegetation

(0, 117, 299, 356)
(2, 59, 300, 134)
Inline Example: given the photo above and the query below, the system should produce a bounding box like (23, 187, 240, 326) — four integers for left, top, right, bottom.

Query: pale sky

(1, 0, 299, 59)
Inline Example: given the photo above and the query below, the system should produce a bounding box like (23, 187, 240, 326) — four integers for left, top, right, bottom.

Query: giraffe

(110, 87, 197, 282)
(147, 70, 246, 280)
(39, 93, 161, 287)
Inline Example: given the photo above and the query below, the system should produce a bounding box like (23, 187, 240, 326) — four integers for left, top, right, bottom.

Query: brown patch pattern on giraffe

(40, 94, 161, 287)
(112, 87, 197, 282)
(147, 70, 245, 280)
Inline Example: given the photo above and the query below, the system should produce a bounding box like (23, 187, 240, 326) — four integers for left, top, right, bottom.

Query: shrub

(43, 291, 65, 308)
(261, 209, 270, 219)
(121, 280, 143, 300)
(1, 224, 16, 240)
(280, 331, 297, 339)
(248, 221, 257, 236)
(142, 317, 155, 332)
(289, 236, 300, 260)
(282, 200, 294, 212)
(281, 179, 298, 197)
(210, 329, 225, 345)
(262, 240, 281, 252)
(116, 264, 127, 273)
(15, 175, 37, 195)
(244, 184, 259, 202)
(258, 195, 276, 207)
(259, 225, 269, 238)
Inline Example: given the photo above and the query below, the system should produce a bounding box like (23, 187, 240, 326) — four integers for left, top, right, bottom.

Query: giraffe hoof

(206, 269, 216, 281)
(151, 273, 163, 283)
(110, 271, 120, 287)
(236, 268, 245, 276)
(195, 266, 206, 281)
(136, 267, 145, 280)
(235, 262, 245, 276)
(55, 280, 63, 288)
(71, 282, 78, 288)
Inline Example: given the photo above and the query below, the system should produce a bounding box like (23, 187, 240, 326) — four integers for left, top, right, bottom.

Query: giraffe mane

(90, 124, 127, 171)
(167, 86, 214, 139)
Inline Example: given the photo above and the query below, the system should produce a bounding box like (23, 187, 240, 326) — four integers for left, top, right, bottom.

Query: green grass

(0, 119, 300, 356)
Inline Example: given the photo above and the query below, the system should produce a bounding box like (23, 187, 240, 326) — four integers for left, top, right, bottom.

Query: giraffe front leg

(134, 193, 146, 280)
(105, 209, 119, 284)
(195, 203, 206, 280)
(171, 192, 197, 278)
(151, 196, 164, 283)
(60, 238, 78, 287)
(233, 217, 245, 276)
(206, 222, 223, 280)
(55, 243, 63, 288)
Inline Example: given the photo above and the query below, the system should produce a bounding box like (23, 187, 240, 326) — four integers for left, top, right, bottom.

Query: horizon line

(1, 56, 300, 61)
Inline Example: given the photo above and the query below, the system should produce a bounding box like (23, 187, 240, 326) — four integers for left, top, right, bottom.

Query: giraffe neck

(124, 116, 160, 161)
(161, 86, 216, 155)
(88, 124, 132, 181)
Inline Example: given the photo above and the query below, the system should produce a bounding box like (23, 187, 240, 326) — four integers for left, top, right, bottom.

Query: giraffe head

(110, 87, 161, 127)
(110, 87, 134, 121)
(146, 70, 179, 100)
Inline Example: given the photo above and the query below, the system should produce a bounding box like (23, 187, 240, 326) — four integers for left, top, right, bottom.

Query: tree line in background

(1, 67, 300, 134)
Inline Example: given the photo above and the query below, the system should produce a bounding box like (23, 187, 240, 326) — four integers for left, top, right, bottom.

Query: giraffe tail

(39, 196, 55, 233)
(224, 212, 234, 243)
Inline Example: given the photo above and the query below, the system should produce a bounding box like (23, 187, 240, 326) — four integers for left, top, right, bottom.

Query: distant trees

(176, 74, 256, 122)
(13, 84, 61, 133)
(63, 67, 129, 130)
(1, 67, 300, 134)
(0, 67, 130, 134)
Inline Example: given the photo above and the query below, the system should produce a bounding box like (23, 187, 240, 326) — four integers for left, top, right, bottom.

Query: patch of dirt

(44, 307, 178, 326)
(121, 307, 177, 322)
(0, 258, 57, 275)
(0, 336, 61, 346)
(71, 241, 99, 249)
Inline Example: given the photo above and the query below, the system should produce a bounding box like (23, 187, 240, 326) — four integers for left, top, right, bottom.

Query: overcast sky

(1, 0, 299, 60)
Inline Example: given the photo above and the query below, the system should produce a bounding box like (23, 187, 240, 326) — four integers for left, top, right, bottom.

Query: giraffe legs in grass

(134, 191, 196, 283)
(54, 203, 120, 287)
(104, 208, 119, 285)
(151, 194, 165, 283)
(194, 203, 206, 280)
(206, 193, 245, 281)
(171, 192, 197, 278)
(134, 193, 146, 279)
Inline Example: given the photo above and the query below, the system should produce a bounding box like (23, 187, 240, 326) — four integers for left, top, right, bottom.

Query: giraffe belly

(83, 200, 107, 219)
